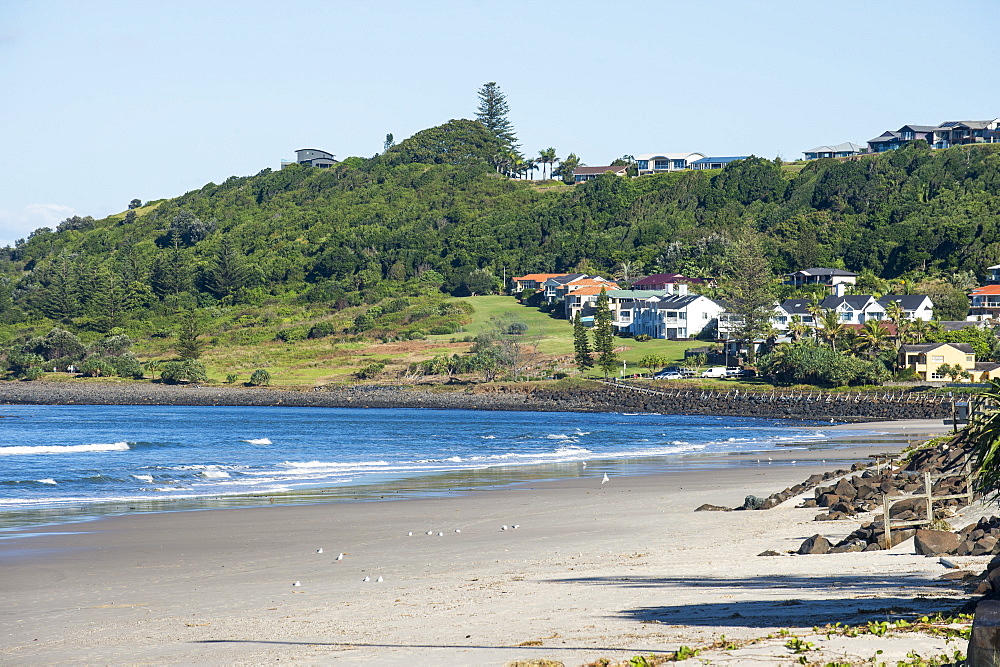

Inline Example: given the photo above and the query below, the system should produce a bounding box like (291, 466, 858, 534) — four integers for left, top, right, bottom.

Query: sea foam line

(0, 442, 131, 456)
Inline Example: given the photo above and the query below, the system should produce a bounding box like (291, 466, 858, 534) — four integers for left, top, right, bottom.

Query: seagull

(455, 529, 461, 533)
(582, 462, 587, 468)
(513, 524, 520, 530)
(363, 576, 370, 582)
(438, 532, 444, 536)
(426, 530, 434, 535)
(602, 473, 610, 485)
(336, 553, 344, 561)
(407, 532, 413, 536)
(501, 525, 508, 531)
(316, 548, 323, 554)
(376, 575, 384, 583)
(293, 581, 301, 587)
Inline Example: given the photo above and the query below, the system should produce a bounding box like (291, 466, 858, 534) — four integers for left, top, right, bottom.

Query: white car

(654, 371, 684, 380)
(700, 367, 729, 378)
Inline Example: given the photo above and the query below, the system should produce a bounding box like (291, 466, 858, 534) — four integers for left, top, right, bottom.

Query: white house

(607, 287, 723, 339)
(634, 153, 705, 175)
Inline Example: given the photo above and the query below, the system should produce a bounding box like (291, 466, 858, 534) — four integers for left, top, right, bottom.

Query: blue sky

(1, 0, 998, 246)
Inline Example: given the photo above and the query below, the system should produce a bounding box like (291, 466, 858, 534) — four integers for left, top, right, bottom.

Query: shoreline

(0, 379, 953, 422)
(0, 420, 974, 665)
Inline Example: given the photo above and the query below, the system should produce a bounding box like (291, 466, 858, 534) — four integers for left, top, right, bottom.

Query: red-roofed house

(510, 273, 569, 294)
(632, 273, 707, 291)
(562, 282, 620, 320)
(970, 285, 1000, 320)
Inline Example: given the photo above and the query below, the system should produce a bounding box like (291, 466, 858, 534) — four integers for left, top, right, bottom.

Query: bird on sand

(501, 525, 508, 531)
(455, 529, 461, 533)
(316, 548, 323, 554)
(513, 524, 520, 530)
(602, 473, 610, 484)
(363, 576, 370, 582)
(438, 531, 444, 536)
(336, 553, 344, 561)
(426, 530, 434, 535)
(293, 581, 301, 587)
(376, 576, 384, 583)
(407, 532, 413, 536)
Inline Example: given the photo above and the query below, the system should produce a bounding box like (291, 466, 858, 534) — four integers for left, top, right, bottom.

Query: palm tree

(787, 315, 809, 343)
(969, 380, 1000, 500)
(884, 300, 906, 330)
(855, 319, 892, 358)
(817, 309, 845, 351)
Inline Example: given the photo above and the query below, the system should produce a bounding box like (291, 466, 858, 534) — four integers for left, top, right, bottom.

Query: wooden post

(924, 471, 933, 526)
(883, 494, 892, 549)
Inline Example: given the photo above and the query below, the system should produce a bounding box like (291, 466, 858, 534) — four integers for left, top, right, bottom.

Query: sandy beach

(1, 418, 982, 665)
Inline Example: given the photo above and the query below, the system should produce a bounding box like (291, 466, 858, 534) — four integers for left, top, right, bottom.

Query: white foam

(200, 471, 231, 479)
(546, 434, 575, 440)
(480, 435, 496, 440)
(36, 478, 57, 485)
(0, 442, 130, 456)
(243, 438, 272, 445)
(132, 474, 154, 483)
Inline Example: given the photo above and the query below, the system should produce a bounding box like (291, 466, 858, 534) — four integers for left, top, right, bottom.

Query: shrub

(21, 366, 44, 381)
(80, 357, 116, 377)
(633, 334, 652, 342)
(225, 373, 239, 384)
(429, 325, 454, 335)
(308, 321, 336, 339)
(248, 369, 271, 386)
(111, 353, 145, 379)
(276, 327, 308, 342)
(384, 298, 410, 314)
(160, 359, 208, 384)
(355, 362, 386, 380)
(408, 330, 425, 340)
(506, 321, 528, 335)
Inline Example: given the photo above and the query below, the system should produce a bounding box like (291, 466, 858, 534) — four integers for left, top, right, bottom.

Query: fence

(882, 468, 975, 548)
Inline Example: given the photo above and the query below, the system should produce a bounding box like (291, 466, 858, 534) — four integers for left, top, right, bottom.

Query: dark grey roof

(652, 295, 700, 308)
(821, 295, 876, 310)
(898, 125, 938, 133)
(547, 273, 587, 284)
(939, 320, 984, 332)
(779, 298, 813, 315)
(901, 342, 975, 354)
(574, 165, 628, 175)
(869, 131, 901, 143)
(877, 295, 932, 310)
(976, 362, 1000, 372)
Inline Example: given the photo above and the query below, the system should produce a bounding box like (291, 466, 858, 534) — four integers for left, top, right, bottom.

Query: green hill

(1, 118, 999, 385)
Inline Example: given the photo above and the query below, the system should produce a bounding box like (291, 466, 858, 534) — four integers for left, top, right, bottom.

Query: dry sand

(0, 418, 981, 665)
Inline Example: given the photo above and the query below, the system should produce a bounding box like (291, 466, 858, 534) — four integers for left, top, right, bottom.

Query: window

(931, 355, 944, 363)
(840, 312, 852, 321)
(672, 160, 686, 169)
(930, 372, 945, 380)
(702, 312, 709, 320)
(967, 355, 975, 362)
(620, 310, 631, 320)
(654, 159, 669, 170)
(637, 160, 648, 170)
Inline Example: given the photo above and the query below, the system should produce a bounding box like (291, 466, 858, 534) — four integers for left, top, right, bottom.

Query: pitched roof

(689, 156, 750, 165)
(778, 298, 815, 315)
(650, 295, 701, 308)
(877, 295, 932, 310)
(868, 131, 902, 143)
(634, 152, 705, 161)
(901, 342, 976, 354)
(564, 277, 615, 287)
(971, 285, 1000, 295)
(898, 124, 938, 133)
(569, 285, 613, 296)
(544, 273, 587, 285)
(821, 295, 878, 310)
(976, 362, 1000, 372)
(803, 143, 866, 154)
(573, 165, 628, 176)
(512, 273, 568, 282)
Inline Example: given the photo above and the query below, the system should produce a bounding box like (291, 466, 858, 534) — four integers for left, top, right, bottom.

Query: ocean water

(0, 405, 844, 517)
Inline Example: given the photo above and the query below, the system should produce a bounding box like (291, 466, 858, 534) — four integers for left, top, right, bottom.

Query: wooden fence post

(924, 471, 933, 525)
(883, 494, 892, 549)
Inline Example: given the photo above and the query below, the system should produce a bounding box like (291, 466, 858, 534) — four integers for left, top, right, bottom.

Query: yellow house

(897, 342, 1000, 381)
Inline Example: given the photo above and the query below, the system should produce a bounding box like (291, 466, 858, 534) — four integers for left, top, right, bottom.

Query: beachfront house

(608, 287, 723, 339)
(969, 285, 1000, 320)
(898, 343, 980, 381)
(634, 153, 706, 175)
(631, 273, 708, 291)
(802, 143, 867, 160)
(572, 165, 629, 183)
(688, 156, 750, 170)
(510, 273, 569, 295)
(542, 275, 618, 310)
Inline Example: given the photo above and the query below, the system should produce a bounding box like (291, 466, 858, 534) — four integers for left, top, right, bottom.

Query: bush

(506, 321, 528, 335)
(248, 369, 271, 386)
(429, 325, 454, 335)
(308, 321, 336, 339)
(111, 353, 144, 379)
(407, 330, 425, 340)
(633, 334, 652, 342)
(383, 298, 410, 313)
(355, 362, 386, 380)
(80, 357, 116, 377)
(21, 366, 44, 381)
(225, 373, 239, 384)
(160, 359, 208, 384)
(276, 327, 308, 343)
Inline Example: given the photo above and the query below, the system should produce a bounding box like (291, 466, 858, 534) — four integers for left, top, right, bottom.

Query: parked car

(653, 371, 684, 380)
(700, 366, 729, 378)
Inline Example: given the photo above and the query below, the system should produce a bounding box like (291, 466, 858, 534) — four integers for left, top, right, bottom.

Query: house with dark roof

(932, 119, 1000, 149)
(898, 343, 978, 381)
(606, 289, 723, 339)
(802, 143, 867, 160)
(768, 293, 934, 332)
(867, 125, 938, 152)
(572, 165, 629, 183)
(634, 153, 705, 175)
(510, 273, 571, 294)
(291, 148, 338, 168)
(876, 294, 934, 321)
(784, 268, 858, 289)
(689, 156, 750, 170)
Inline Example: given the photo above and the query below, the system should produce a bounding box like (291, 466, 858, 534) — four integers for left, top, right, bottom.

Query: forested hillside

(1, 119, 999, 346)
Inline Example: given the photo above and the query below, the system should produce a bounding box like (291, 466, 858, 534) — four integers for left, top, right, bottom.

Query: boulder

(694, 504, 730, 512)
(834, 478, 858, 500)
(830, 540, 867, 554)
(973, 536, 1000, 556)
(799, 499, 818, 508)
(798, 534, 831, 555)
(757, 550, 782, 557)
(742, 495, 765, 510)
(914, 529, 963, 556)
(817, 493, 840, 507)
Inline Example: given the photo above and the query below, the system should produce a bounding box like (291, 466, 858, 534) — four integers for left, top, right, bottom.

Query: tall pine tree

(593, 289, 618, 378)
(475, 82, 518, 151)
(573, 311, 594, 371)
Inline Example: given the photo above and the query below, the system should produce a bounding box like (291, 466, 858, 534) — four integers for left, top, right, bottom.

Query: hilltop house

(510, 273, 569, 294)
(572, 165, 629, 183)
(802, 143, 866, 160)
(867, 119, 1000, 153)
(606, 287, 723, 339)
(540, 274, 617, 307)
(634, 153, 705, 175)
(689, 156, 750, 170)
(784, 268, 858, 289)
(564, 283, 620, 321)
(284, 148, 338, 168)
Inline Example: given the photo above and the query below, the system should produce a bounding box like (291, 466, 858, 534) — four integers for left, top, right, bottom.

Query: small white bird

(513, 524, 520, 530)
(602, 473, 610, 485)
(455, 528, 461, 533)
(426, 530, 434, 535)
(501, 525, 508, 531)
(407, 531, 413, 536)
(582, 461, 587, 468)
(336, 553, 344, 561)
(316, 548, 323, 554)
(437, 531, 444, 536)
(293, 581, 301, 587)
(363, 576, 370, 582)
(376, 575, 384, 583)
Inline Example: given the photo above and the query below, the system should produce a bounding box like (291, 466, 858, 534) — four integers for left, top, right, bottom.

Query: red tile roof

(512, 273, 567, 282)
(971, 285, 1000, 295)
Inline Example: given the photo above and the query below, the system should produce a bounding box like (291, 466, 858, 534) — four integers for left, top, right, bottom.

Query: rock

(817, 493, 840, 507)
(973, 536, 1000, 556)
(694, 504, 730, 512)
(761, 497, 781, 510)
(742, 495, 765, 510)
(864, 543, 882, 551)
(830, 540, 867, 554)
(758, 550, 782, 556)
(955, 539, 976, 556)
(799, 499, 817, 508)
(806, 474, 825, 485)
(798, 534, 831, 555)
(834, 478, 858, 500)
(914, 529, 963, 556)
(830, 501, 855, 514)
(855, 483, 878, 500)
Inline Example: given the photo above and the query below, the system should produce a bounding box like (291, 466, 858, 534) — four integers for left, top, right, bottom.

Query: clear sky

(1, 0, 998, 247)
